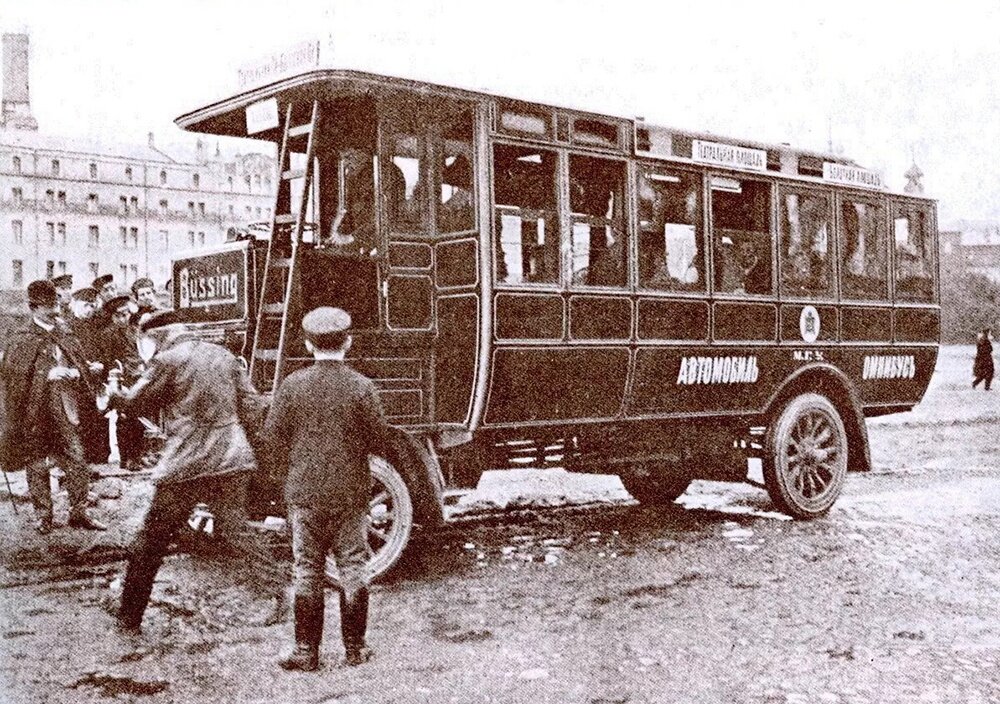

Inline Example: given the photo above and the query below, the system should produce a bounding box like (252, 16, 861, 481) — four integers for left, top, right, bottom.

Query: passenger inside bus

(327, 148, 377, 255)
(438, 154, 474, 233)
(638, 171, 702, 290)
(711, 177, 773, 295)
(569, 155, 626, 288)
(841, 199, 887, 299)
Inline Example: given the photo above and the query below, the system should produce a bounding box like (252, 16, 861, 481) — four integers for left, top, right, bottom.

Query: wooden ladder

(249, 100, 320, 392)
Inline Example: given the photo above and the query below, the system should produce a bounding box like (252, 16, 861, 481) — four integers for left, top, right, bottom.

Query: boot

(340, 588, 372, 666)
(69, 508, 107, 531)
(278, 595, 324, 672)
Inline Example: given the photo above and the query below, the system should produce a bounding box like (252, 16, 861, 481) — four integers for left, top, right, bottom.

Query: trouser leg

(278, 506, 331, 670)
(117, 414, 144, 466)
(209, 473, 285, 598)
(332, 508, 371, 659)
(25, 459, 53, 520)
(118, 482, 190, 629)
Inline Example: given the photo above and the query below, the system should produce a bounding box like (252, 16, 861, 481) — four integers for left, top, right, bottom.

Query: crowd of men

(0, 275, 397, 671)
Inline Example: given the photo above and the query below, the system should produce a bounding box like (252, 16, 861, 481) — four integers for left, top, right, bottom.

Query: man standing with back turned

(263, 307, 397, 672)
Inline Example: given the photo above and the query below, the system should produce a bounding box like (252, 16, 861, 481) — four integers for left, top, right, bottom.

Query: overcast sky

(4, 0, 999, 226)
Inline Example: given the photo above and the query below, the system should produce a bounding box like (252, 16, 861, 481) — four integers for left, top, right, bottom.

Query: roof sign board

(822, 162, 884, 190)
(236, 39, 323, 91)
(692, 139, 767, 171)
(245, 97, 280, 135)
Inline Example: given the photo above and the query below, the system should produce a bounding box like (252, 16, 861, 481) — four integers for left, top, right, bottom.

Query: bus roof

(174, 67, 926, 198)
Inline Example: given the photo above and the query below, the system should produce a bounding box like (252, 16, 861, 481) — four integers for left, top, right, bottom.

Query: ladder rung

(288, 124, 312, 138)
(274, 213, 296, 224)
(261, 302, 285, 315)
(269, 257, 291, 268)
(282, 168, 305, 180)
(255, 349, 279, 361)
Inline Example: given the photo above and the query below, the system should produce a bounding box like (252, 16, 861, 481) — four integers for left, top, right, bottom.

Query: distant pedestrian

(130, 277, 160, 315)
(0, 280, 107, 534)
(112, 311, 285, 634)
(262, 307, 396, 672)
(973, 328, 994, 390)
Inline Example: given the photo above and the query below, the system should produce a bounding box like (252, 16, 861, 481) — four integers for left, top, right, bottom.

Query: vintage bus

(172, 66, 938, 580)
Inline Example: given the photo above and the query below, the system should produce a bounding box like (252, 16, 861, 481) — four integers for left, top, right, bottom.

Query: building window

(193, 173, 200, 188)
(120, 196, 129, 215)
(160, 170, 167, 185)
(159, 229, 169, 250)
(255, 174, 262, 189)
(120, 264, 128, 283)
(130, 226, 139, 248)
(58, 261, 67, 274)
(88, 225, 100, 248)
(88, 262, 99, 278)
(12, 156, 21, 174)
(87, 194, 98, 213)
(52, 159, 60, 176)
(256, 207, 262, 217)
(46, 222, 55, 245)
(188, 201, 195, 217)
(130, 196, 139, 213)
(89, 162, 98, 179)
(57, 222, 66, 245)
(228, 176, 234, 189)
(120, 226, 128, 246)
(46, 260, 55, 278)
(188, 231, 195, 246)
(12, 260, 23, 287)
(57, 190, 66, 207)
(245, 174, 251, 191)
(11, 187, 22, 206)
(228, 204, 234, 216)
(45, 189, 55, 208)
(197, 231, 205, 245)
(129, 264, 138, 280)
(159, 199, 168, 216)
(198, 202, 205, 216)
(12, 219, 23, 244)
(125, 165, 133, 181)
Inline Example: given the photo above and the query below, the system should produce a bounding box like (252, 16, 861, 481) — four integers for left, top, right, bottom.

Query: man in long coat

(113, 311, 285, 633)
(67, 286, 109, 464)
(0, 280, 107, 533)
(262, 307, 397, 672)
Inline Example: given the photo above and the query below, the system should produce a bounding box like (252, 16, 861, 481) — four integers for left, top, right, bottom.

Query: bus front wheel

(763, 393, 848, 519)
(325, 456, 414, 588)
(620, 463, 691, 506)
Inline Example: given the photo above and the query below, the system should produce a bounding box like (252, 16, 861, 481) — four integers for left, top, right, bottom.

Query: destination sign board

(692, 140, 767, 171)
(237, 39, 324, 91)
(822, 162, 884, 190)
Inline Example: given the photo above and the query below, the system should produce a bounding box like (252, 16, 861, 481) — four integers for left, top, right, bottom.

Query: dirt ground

(1, 345, 999, 704)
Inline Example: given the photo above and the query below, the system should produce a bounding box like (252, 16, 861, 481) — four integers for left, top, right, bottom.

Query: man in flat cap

(130, 277, 159, 315)
(0, 280, 107, 533)
(112, 311, 285, 634)
(90, 274, 116, 330)
(96, 295, 144, 471)
(52, 274, 73, 318)
(262, 307, 397, 672)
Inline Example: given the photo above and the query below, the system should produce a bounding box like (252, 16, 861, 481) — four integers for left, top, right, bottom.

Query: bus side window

(711, 177, 773, 295)
(568, 155, 627, 288)
(492, 144, 559, 285)
(637, 168, 704, 292)
(840, 198, 887, 300)
(384, 127, 429, 236)
(437, 110, 475, 234)
(779, 190, 833, 298)
(893, 202, 934, 302)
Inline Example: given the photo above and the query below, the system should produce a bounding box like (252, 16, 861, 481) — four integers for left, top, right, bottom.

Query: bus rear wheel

(325, 456, 414, 588)
(620, 463, 691, 506)
(763, 393, 848, 519)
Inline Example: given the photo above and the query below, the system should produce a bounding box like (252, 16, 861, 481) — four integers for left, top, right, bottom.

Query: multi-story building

(0, 32, 275, 295)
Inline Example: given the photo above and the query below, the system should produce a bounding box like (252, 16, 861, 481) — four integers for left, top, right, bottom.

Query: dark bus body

(172, 68, 938, 577)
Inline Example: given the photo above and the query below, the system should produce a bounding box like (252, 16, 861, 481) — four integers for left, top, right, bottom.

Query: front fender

(384, 427, 446, 528)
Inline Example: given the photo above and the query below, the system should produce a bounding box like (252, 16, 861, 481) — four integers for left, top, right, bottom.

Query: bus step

(255, 348, 280, 361)
(288, 123, 313, 138)
(260, 302, 285, 315)
(268, 257, 292, 268)
(281, 168, 306, 181)
(274, 213, 296, 224)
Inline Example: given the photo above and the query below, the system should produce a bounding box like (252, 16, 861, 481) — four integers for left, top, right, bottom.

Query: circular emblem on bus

(799, 305, 820, 343)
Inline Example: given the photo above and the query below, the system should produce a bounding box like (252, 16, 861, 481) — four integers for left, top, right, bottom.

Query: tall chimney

(1, 33, 38, 131)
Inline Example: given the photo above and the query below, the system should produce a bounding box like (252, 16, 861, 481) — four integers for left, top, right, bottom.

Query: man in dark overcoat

(67, 286, 109, 464)
(112, 311, 285, 633)
(0, 280, 107, 533)
(262, 307, 397, 672)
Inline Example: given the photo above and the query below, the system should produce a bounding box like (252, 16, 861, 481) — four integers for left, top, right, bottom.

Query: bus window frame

(706, 171, 777, 300)
(835, 191, 891, 304)
(888, 195, 937, 304)
(634, 162, 708, 297)
(776, 183, 838, 302)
